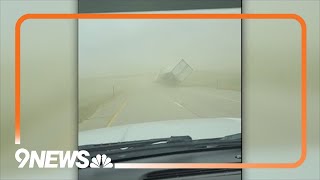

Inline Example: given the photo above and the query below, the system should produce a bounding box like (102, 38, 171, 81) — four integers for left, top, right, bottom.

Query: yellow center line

(106, 99, 128, 127)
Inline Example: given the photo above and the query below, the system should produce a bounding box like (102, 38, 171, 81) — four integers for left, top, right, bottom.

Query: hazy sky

(79, 8, 241, 78)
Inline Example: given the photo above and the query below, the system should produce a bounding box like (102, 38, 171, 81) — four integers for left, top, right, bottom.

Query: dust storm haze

(79, 8, 241, 131)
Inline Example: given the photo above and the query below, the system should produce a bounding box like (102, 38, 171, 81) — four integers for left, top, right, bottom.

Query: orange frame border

(15, 14, 307, 169)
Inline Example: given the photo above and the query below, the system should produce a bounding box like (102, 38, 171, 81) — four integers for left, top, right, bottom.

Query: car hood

(79, 118, 241, 146)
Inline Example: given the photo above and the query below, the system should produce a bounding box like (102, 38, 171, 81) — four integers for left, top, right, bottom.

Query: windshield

(78, 8, 241, 145)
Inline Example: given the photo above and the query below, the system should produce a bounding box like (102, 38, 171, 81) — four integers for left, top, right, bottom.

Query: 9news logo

(15, 148, 113, 169)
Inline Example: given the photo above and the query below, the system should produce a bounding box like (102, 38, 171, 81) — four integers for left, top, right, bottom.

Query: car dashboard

(79, 148, 241, 180)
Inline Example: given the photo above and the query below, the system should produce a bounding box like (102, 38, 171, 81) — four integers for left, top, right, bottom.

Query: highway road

(79, 76, 241, 131)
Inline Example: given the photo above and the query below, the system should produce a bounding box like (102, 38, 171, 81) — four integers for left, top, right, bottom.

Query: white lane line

(172, 100, 201, 118)
(173, 101, 184, 108)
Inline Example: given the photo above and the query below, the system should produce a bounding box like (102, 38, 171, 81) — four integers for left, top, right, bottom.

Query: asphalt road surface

(79, 76, 241, 131)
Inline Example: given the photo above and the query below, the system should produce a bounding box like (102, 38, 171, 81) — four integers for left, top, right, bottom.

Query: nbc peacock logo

(90, 154, 113, 168)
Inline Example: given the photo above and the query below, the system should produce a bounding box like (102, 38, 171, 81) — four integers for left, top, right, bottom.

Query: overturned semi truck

(156, 59, 193, 85)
